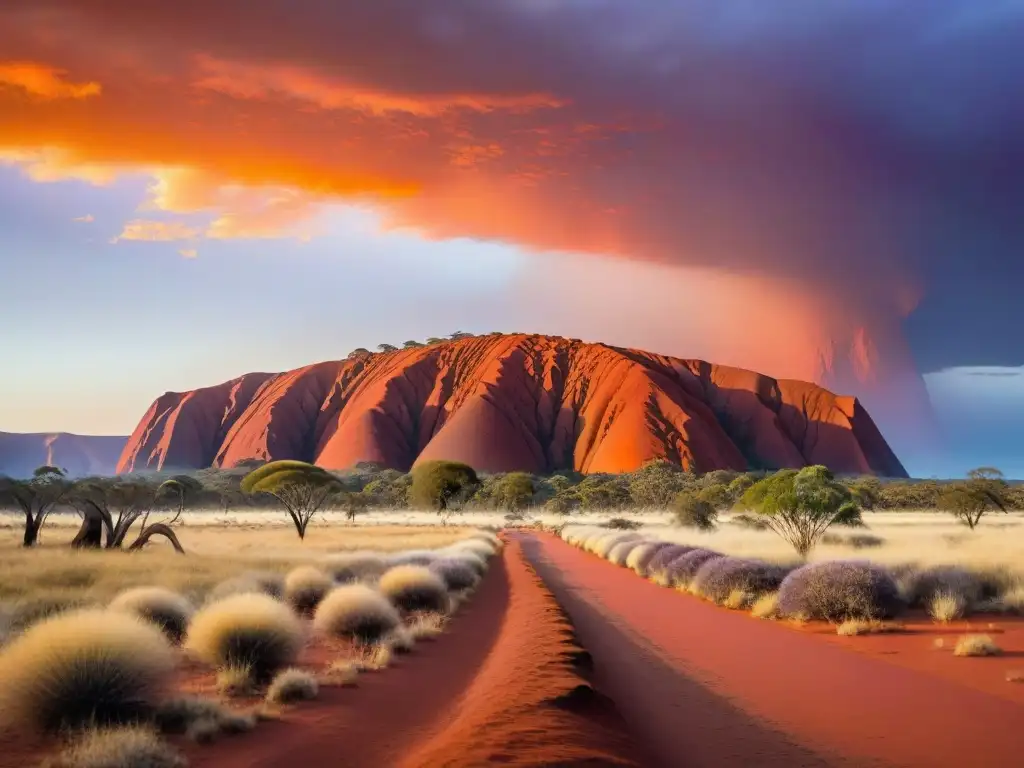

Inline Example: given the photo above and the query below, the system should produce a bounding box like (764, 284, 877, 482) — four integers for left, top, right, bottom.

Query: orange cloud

(72, 214, 94, 223)
(192, 55, 564, 116)
(0, 148, 122, 186)
(113, 219, 200, 242)
(0, 61, 101, 100)
(178, 248, 198, 259)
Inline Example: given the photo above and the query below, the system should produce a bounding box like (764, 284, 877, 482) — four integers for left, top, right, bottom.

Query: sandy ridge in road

(516, 531, 1024, 768)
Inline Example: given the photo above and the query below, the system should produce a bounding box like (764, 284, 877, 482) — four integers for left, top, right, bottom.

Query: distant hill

(0, 432, 127, 478)
(116, 333, 907, 477)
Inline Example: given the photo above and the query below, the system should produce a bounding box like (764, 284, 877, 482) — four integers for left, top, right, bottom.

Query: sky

(0, 1, 1022, 478)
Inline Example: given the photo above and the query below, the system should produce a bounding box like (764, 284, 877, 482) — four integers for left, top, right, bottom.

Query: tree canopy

(740, 465, 862, 556)
(408, 460, 479, 521)
(938, 467, 1009, 530)
(241, 460, 343, 539)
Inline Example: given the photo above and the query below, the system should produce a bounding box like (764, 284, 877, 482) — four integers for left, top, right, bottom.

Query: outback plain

(1, 458, 1022, 768)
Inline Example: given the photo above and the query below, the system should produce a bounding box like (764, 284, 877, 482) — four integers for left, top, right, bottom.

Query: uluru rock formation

(116, 334, 908, 477)
(0, 432, 127, 478)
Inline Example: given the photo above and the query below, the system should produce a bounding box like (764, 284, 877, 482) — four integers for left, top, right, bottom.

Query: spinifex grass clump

(607, 538, 649, 566)
(645, 545, 697, 581)
(322, 553, 387, 584)
(387, 550, 438, 567)
(185, 593, 304, 684)
(664, 549, 724, 590)
(0, 609, 176, 734)
(594, 533, 643, 560)
(313, 584, 401, 644)
(690, 557, 792, 604)
(265, 668, 319, 705)
(283, 566, 334, 615)
(778, 560, 903, 622)
(379, 565, 450, 614)
(905, 565, 984, 609)
(109, 587, 194, 643)
(206, 571, 284, 603)
(429, 558, 480, 592)
(42, 726, 186, 768)
(626, 541, 674, 576)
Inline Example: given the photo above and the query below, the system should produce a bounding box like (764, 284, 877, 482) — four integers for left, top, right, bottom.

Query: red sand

(187, 538, 637, 767)
(796, 614, 1024, 705)
(516, 531, 1024, 768)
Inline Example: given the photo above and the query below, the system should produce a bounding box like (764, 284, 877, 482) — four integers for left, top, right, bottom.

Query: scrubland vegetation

(0, 521, 503, 765)
(560, 465, 1024, 633)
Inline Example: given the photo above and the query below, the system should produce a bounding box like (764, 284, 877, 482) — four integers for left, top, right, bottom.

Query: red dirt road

(515, 532, 1024, 768)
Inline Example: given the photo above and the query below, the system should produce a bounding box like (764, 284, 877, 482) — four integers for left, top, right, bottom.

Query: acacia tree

(70, 477, 188, 552)
(740, 465, 863, 557)
(939, 467, 1009, 530)
(240, 461, 343, 539)
(408, 460, 480, 524)
(0, 466, 72, 547)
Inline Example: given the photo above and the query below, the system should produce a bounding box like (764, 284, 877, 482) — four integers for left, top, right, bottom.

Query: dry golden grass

(379, 565, 450, 614)
(265, 668, 319, 705)
(313, 584, 400, 643)
(0, 609, 175, 734)
(928, 591, 968, 623)
(0, 523, 478, 637)
(953, 634, 1001, 657)
(41, 725, 185, 768)
(405, 612, 448, 641)
(835, 620, 905, 636)
(722, 589, 754, 610)
(750, 592, 781, 620)
(185, 593, 304, 683)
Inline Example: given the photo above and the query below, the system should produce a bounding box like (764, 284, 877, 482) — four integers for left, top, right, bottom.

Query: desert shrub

(185, 593, 304, 682)
(672, 491, 717, 530)
(266, 668, 319, 705)
(387, 550, 438, 567)
(603, 517, 642, 531)
(206, 571, 284, 603)
(42, 726, 185, 768)
(929, 591, 967, 622)
(625, 541, 674, 575)
(645, 545, 696, 578)
(109, 587, 194, 643)
(0, 609, 175, 734)
(217, 664, 255, 697)
(662, 549, 724, 588)
(904, 565, 984, 608)
(408, 460, 480, 518)
(379, 565, 450, 614)
(953, 634, 1001, 657)
(690, 558, 792, 604)
(313, 584, 401, 643)
(607, 538, 648, 566)
(284, 566, 334, 615)
(323, 552, 388, 584)
(778, 561, 903, 621)
(429, 558, 480, 592)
